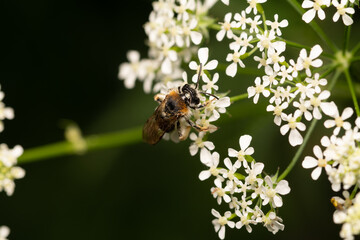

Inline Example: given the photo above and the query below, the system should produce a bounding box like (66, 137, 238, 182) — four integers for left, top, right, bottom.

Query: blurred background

(1, 0, 360, 239)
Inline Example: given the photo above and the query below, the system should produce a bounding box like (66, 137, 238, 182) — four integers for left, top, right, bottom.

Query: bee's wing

(142, 111, 166, 145)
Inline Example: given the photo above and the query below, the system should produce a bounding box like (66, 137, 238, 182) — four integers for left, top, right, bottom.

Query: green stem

(343, 24, 351, 54)
(277, 69, 342, 181)
(344, 68, 360, 116)
(352, 42, 360, 55)
(230, 93, 248, 103)
(285, 0, 338, 52)
(18, 126, 143, 164)
(279, 38, 335, 59)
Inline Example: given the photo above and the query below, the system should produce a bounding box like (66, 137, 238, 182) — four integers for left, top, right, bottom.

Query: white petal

(224, 157, 233, 170)
(198, 47, 209, 64)
(228, 148, 238, 157)
(273, 195, 283, 207)
(302, 0, 314, 8)
(205, 60, 218, 70)
(313, 145, 323, 159)
(302, 9, 316, 23)
(190, 31, 202, 45)
(239, 135, 252, 150)
(244, 147, 254, 155)
(189, 61, 198, 70)
(199, 170, 211, 181)
(218, 226, 226, 240)
(324, 120, 336, 128)
(200, 148, 212, 164)
(276, 180, 291, 195)
(310, 45, 323, 59)
(342, 107, 354, 120)
(289, 129, 303, 146)
(216, 29, 226, 41)
(212, 208, 221, 218)
(311, 59, 323, 68)
(311, 167, 322, 180)
(342, 14, 353, 26)
(226, 62, 237, 77)
(302, 156, 318, 168)
(280, 124, 289, 135)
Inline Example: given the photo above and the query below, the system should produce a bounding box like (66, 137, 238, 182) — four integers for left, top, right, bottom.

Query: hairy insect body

(143, 83, 214, 145)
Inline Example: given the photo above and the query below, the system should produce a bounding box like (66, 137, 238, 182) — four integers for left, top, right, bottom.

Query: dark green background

(1, 0, 360, 239)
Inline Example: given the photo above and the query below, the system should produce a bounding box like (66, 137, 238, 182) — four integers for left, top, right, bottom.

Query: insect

(143, 65, 218, 145)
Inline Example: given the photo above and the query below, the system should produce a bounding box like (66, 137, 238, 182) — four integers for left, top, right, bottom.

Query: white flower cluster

(217, 0, 335, 146)
(0, 86, 25, 197)
(302, 106, 360, 191)
(198, 135, 290, 239)
(332, 191, 360, 240)
(301, 0, 357, 26)
(300, 104, 360, 239)
(214, 2, 339, 147)
(118, 0, 218, 93)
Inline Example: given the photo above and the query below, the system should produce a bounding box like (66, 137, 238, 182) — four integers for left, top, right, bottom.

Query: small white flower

(246, 0, 267, 14)
(298, 45, 323, 77)
(245, 161, 264, 186)
(234, 11, 250, 30)
(199, 151, 226, 181)
(294, 82, 315, 100)
(324, 107, 353, 135)
(302, 145, 331, 180)
(249, 15, 262, 33)
(308, 91, 336, 119)
(280, 112, 306, 146)
(247, 77, 270, 104)
(228, 135, 255, 169)
(266, 101, 288, 126)
(226, 48, 246, 77)
(293, 98, 313, 121)
(205, 97, 231, 122)
(211, 178, 232, 204)
(261, 175, 291, 208)
(302, 0, 331, 23)
(118, 50, 141, 89)
(263, 211, 285, 234)
(189, 47, 218, 83)
(216, 13, 239, 41)
(202, 73, 219, 93)
(211, 209, 235, 240)
(305, 73, 327, 93)
(254, 52, 268, 69)
(189, 132, 215, 156)
(229, 32, 254, 53)
(235, 209, 254, 233)
(332, 0, 355, 26)
(265, 14, 289, 36)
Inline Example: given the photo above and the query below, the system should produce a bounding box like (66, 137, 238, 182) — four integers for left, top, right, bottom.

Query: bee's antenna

(199, 91, 219, 100)
(195, 63, 203, 90)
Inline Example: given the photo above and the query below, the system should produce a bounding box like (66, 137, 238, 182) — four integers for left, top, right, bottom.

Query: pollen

(335, 117, 344, 127)
(218, 216, 228, 226)
(318, 158, 327, 167)
(223, 22, 231, 31)
(210, 166, 219, 176)
(266, 188, 276, 198)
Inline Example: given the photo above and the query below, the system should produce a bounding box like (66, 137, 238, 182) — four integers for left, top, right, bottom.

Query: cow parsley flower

(261, 176, 291, 208)
(302, 0, 331, 23)
(265, 14, 289, 36)
(247, 77, 271, 104)
(280, 112, 306, 146)
(332, 0, 355, 26)
(298, 44, 323, 77)
(302, 145, 331, 180)
(189, 47, 218, 83)
(228, 135, 254, 169)
(324, 107, 353, 135)
(211, 209, 235, 240)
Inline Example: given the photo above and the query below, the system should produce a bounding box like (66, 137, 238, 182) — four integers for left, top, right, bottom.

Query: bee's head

(181, 84, 200, 107)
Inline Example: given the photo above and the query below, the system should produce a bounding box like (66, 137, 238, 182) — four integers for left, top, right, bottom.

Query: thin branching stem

(277, 69, 342, 181)
(344, 68, 360, 116)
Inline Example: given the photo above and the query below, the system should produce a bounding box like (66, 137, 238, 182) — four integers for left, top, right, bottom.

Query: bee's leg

(177, 119, 191, 141)
(185, 118, 209, 132)
(154, 93, 166, 103)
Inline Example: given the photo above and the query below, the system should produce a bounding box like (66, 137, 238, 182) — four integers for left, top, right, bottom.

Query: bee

(143, 65, 218, 145)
